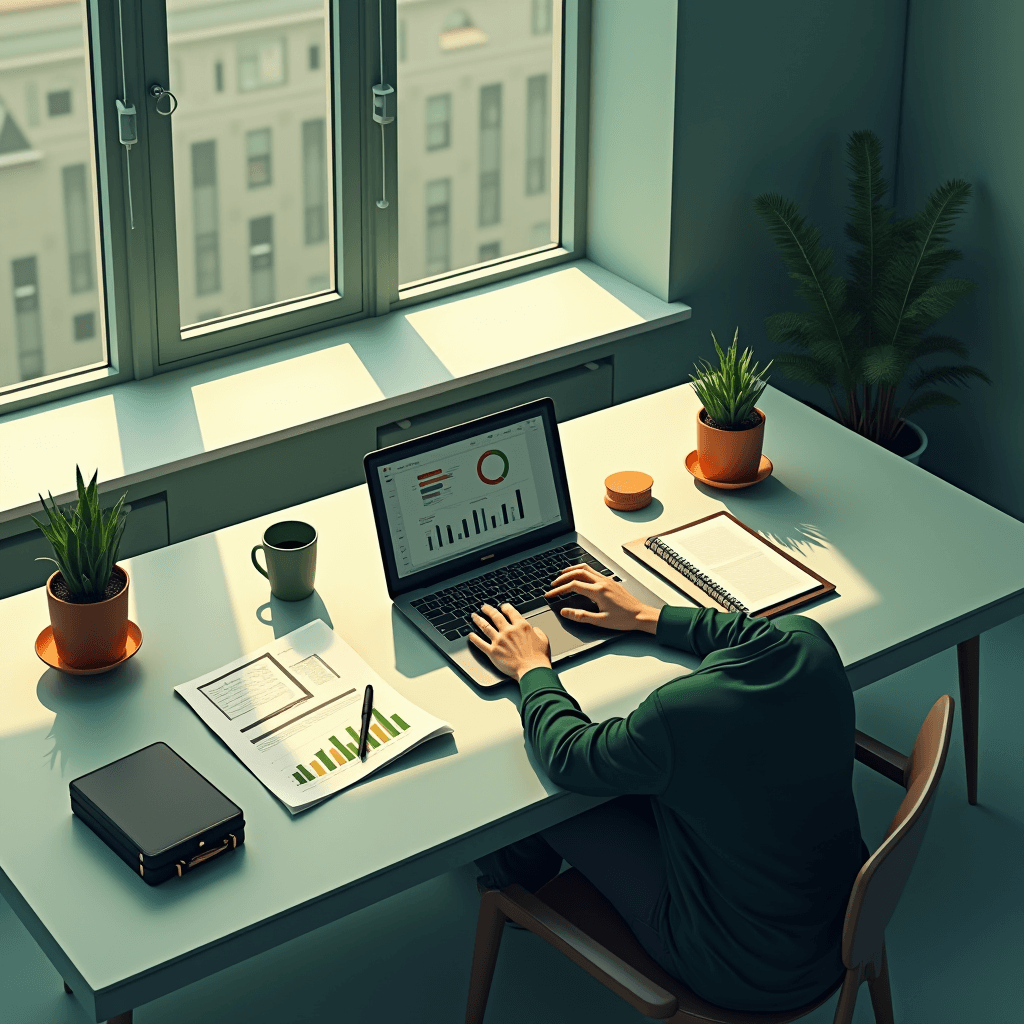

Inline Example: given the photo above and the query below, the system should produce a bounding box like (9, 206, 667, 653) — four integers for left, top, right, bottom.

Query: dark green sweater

(519, 606, 866, 1011)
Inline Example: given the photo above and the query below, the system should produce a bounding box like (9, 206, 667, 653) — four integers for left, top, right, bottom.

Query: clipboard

(622, 510, 836, 618)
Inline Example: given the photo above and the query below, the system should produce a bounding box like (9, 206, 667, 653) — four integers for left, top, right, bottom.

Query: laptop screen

(364, 399, 573, 596)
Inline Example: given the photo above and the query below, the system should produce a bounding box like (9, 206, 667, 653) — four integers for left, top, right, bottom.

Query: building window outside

(478, 84, 501, 227)
(61, 164, 95, 293)
(237, 38, 286, 91)
(531, 0, 553, 35)
(73, 311, 95, 340)
(11, 257, 43, 381)
(478, 241, 500, 261)
(425, 94, 451, 151)
(214, 61, 224, 92)
(246, 128, 272, 187)
(308, 44, 320, 70)
(425, 178, 451, 276)
(249, 216, 275, 307)
(302, 119, 327, 245)
(47, 89, 71, 116)
(192, 141, 220, 296)
(525, 75, 548, 195)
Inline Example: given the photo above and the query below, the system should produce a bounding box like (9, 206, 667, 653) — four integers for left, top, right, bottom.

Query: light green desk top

(1, 383, 1021, 1021)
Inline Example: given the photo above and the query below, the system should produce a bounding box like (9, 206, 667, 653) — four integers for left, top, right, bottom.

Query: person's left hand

(468, 603, 552, 682)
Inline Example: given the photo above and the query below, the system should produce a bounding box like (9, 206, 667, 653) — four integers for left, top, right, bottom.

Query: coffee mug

(251, 521, 317, 601)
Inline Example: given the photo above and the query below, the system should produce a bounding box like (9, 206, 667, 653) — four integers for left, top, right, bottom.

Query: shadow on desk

(256, 590, 334, 637)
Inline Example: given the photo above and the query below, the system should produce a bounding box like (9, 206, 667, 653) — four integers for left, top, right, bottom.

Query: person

(468, 564, 868, 1013)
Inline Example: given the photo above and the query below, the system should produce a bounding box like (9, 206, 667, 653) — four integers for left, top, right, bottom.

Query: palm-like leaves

(755, 130, 990, 449)
(690, 328, 773, 426)
(32, 466, 129, 601)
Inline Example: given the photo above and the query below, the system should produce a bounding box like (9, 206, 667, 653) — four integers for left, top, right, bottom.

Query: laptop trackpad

(526, 607, 607, 658)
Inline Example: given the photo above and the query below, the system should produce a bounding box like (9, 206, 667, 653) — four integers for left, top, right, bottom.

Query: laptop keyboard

(410, 543, 622, 642)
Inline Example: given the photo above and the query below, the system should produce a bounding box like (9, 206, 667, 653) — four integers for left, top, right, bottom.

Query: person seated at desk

(468, 565, 868, 1013)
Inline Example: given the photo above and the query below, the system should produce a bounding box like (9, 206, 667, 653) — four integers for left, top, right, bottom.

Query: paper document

(175, 620, 453, 813)
(665, 517, 821, 615)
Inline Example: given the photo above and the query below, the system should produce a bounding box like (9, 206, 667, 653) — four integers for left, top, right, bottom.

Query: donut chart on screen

(476, 449, 509, 484)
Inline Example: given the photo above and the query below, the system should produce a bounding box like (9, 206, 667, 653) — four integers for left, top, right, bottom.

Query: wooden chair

(465, 695, 954, 1024)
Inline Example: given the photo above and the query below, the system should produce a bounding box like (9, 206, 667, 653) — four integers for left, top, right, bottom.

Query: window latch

(372, 83, 394, 209)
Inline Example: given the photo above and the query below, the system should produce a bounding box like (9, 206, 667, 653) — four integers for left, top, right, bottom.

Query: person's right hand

(545, 564, 660, 633)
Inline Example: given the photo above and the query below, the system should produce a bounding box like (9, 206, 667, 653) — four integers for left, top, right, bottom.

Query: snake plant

(689, 328, 773, 428)
(32, 467, 129, 601)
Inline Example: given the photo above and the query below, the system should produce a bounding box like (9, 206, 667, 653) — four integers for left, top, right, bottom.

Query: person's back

(469, 574, 866, 1013)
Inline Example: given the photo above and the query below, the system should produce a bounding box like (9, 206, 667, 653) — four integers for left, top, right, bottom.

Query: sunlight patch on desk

(0, 394, 124, 515)
(404, 267, 645, 378)
(191, 343, 384, 452)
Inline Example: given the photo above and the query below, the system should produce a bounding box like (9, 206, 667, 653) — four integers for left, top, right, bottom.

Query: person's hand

(546, 564, 660, 633)
(468, 603, 552, 681)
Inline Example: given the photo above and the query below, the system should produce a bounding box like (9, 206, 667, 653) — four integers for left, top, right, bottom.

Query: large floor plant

(754, 130, 991, 452)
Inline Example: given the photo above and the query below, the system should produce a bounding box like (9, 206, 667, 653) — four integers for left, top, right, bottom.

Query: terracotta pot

(696, 407, 765, 482)
(46, 566, 130, 669)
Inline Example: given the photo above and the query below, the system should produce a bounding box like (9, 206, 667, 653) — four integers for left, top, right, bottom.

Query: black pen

(357, 684, 374, 760)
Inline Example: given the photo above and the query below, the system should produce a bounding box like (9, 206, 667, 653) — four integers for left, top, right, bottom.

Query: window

(425, 94, 451, 151)
(4, 0, 585, 410)
(530, 220, 552, 247)
(237, 38, 286, 91)
(425, 179, 451, 276)
(73, 312, 95, 341)
(302, 119, 327, 245)
(249, 216, 275, 307)
(478, 84, 502, 228)
(192, 142, 220, 297)
(246, 129, 272, 187)
(525, 75, 548, 195)
(531, 0, 553, 35)
(62, 165, 95, 293)
(12, 258, 43, 381)
(47, 89, 71, 116)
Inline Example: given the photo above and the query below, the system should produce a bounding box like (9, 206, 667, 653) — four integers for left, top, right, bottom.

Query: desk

(1, 384, 1021, 1023)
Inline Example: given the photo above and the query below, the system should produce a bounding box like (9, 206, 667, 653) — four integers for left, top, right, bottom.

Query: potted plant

(689, 328, 773, 482)
(754, 129, 991, 462)
(32, 467, 131, 669)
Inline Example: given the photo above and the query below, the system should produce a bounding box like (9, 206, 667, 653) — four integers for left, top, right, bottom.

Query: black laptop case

(70, 742, 245, 886)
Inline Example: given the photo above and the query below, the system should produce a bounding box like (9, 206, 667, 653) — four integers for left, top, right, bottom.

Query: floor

(2, 613, 1020, 1024)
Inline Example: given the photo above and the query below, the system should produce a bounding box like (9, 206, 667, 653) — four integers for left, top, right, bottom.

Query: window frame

(0, 0, 591, 414)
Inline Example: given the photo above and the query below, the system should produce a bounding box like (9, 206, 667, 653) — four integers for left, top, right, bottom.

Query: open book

(175, 620, 453, 814)
(624, 512, 834, 617)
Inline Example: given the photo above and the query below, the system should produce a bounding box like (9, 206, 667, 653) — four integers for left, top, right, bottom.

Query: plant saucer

(35, 621, 143, 676)
(685, 450, 773, 490)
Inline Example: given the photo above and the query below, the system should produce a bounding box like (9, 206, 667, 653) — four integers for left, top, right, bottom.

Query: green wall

(896, 0, 1023, 521)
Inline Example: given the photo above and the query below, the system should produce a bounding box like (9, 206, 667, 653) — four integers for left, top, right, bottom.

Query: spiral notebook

(623, 511, 835, 618)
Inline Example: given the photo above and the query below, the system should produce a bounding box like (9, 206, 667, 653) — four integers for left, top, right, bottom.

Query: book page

(663, 517, 821, 614)
(175, 620, 453, 814)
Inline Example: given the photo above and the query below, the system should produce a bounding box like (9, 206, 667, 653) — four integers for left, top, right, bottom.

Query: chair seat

(533, 869, 842, 1024)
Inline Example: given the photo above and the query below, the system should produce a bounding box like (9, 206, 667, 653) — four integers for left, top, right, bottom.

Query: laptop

(364, 398, 665, 687)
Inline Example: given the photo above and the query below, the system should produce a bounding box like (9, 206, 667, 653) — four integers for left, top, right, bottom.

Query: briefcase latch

(175, 834, 238, 877)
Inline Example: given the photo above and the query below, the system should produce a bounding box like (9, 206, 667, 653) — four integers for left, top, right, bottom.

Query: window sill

(0, 259, 690, 525)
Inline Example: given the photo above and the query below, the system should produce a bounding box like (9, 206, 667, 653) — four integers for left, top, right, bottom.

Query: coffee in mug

(251, 521, 317, 601)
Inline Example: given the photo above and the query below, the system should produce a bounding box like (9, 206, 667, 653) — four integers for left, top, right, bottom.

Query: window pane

(167, 0, 333, 328)
(396, 0, 560, 287)
(0, 0, 105, 390)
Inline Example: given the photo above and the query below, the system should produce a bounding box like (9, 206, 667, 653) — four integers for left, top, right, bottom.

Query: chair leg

(465, 892, 508, 1024)
(831, 969, 860, 1024)
(957, 635, 980, 805)
(63, 981, 73, 994)
(867, 946, 895, 1024)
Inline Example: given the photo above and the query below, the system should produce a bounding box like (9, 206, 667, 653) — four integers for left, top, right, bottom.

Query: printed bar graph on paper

(310, 760, 326, 776)
(293, 771, 306, 784)
(373, 707, 399, 737)
(392, 713, 410, 730)
(347, 742, 359, 757)
(346, 724, 379, 749)
(330, 746, 350, 765)
(370, 724, 389, 744)
(297, 763, 315, 781)
(315, 749, 337, 771)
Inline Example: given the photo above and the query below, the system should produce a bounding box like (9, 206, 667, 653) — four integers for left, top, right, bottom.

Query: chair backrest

(841, 695, 954, 971)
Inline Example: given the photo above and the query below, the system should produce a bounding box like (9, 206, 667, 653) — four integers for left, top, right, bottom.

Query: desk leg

(956, 635, 980, 805)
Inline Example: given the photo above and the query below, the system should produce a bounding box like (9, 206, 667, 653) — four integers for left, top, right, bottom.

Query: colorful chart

(476, 449, 509, 485)
(292, 708, 411, 785)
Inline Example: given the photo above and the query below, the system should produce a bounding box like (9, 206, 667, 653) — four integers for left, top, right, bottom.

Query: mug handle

(251, 545, 269, 579)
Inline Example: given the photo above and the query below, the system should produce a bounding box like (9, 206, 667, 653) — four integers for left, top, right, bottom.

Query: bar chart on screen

(292, 708, 412, 785)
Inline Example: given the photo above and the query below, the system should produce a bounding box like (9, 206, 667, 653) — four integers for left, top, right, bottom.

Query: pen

(357, 684, 374, 760)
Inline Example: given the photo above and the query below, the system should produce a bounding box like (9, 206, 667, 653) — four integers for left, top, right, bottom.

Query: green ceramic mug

(251, 521, 317, 601)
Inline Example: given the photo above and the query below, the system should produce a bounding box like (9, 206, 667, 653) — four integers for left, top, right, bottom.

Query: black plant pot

(798, 399, 924, 460)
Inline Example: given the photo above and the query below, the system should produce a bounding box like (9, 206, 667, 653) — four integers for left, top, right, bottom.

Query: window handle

(372, 0, 394, 209)
(148, 83, 178, 116)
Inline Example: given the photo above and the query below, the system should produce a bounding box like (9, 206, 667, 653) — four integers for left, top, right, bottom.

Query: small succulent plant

(689, 328, 773, 429)
(32, 466, 129, 602)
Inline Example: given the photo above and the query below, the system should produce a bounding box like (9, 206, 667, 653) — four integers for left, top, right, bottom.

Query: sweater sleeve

(517, 666, 673, 797)
(655, 605, 778, 657)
